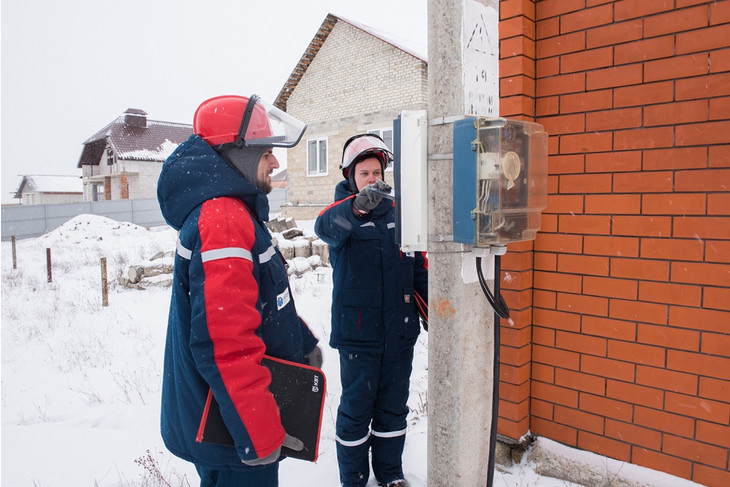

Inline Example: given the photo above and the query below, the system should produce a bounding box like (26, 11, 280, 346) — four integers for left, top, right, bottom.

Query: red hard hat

(193, 95, 272, 146)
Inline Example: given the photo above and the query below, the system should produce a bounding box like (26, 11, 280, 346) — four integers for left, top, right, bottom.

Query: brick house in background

(497, 1, 730, 486)
(271, 168, 288, 189)
(77, 108, 192, 201)
(274, 13, 428, 221)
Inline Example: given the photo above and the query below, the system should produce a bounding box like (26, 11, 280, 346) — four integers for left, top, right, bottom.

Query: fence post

(101, 257, 108, 307)
(46, 248, 52, 283)
(12, 236, 17, 269)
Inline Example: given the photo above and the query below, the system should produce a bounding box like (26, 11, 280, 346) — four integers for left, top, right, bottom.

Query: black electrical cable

(475, 254, 508, 487)
(489, 254, 502, 487)
(476, 256, 510, 319)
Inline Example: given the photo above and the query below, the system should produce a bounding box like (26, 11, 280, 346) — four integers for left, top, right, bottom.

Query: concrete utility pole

(427, 0, 500, 486)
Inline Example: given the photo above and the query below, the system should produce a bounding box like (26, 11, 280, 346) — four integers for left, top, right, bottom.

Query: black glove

(241, 433, 304, 466)
(304, 345, 323, 369)
(353, 180, 392, 215)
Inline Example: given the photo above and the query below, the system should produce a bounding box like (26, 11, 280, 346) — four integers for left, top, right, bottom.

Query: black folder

(198, 355, 326, 462)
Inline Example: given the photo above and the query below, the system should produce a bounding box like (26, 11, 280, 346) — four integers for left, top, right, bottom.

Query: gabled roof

(14, 175, 83, 198)
(77, 109, 193, 167)
(274, 13, 427, 111)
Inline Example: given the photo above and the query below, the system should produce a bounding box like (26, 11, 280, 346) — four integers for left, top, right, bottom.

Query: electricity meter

(453, 117, 548, 246)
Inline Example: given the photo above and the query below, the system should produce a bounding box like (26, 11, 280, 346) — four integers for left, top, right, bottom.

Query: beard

(257, 174, 273, 194)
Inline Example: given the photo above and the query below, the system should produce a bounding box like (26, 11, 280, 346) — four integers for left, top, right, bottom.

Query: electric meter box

(453, 117, 548, 246)
(394, 110, 428, 251)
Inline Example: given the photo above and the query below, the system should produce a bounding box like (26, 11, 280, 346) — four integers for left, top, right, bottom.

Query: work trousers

(195, 463, 279, 487)
(335, 348, 414, 487)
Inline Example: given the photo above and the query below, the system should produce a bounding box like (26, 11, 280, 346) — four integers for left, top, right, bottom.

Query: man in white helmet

(315, 134, 429, 487)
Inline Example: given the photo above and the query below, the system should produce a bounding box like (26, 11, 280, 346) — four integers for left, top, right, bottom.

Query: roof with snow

(14, 175, 83, 198)
(271, 168, 287, 182)
(76, 108, 193, 167)
(274, 13, 427, 111)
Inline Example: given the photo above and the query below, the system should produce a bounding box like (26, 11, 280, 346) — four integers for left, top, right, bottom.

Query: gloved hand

(353, 180, 392, 215)
(241, 433, 304, 466)
(304, 345, 323, 369)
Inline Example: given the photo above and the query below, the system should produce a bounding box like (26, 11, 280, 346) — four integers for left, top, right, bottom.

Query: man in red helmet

(157, 94, 321, 487)
(314, 134, 429, 487)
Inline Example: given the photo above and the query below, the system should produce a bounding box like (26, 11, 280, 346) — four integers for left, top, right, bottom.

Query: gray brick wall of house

(281, 18, 427, 221)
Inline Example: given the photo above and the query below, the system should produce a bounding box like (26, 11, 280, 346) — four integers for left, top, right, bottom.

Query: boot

(377, 480, 409, 487)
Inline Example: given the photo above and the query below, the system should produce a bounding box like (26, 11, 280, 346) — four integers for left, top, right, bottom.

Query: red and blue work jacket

(157, 135, 318, 470)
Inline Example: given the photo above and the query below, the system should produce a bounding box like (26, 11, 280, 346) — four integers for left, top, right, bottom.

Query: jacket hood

(157, 134, 270, 230)
(334, 179, 354, 202)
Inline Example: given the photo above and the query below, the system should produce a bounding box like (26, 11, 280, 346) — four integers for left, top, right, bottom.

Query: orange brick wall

(103, 176, 111, 201)
(499, 1, 730, 486)
(119, 173, 129, 200)
(498, 0, 540, 443)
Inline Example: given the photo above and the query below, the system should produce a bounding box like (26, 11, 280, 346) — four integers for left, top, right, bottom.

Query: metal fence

(1, 188, 287, 241)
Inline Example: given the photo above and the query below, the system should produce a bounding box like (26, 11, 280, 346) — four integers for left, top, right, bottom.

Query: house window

(368, 128, 394, 152)
(106, 149, 114, 166)
(307, 138, 328, 176)
(368, 128, 394, 171)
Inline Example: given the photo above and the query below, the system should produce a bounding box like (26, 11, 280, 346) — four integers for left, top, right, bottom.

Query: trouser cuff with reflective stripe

(371, 430, 406, 484)
(336, 434, 371, 487)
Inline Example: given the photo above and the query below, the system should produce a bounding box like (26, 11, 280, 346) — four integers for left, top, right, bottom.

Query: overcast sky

(1, 0, 427, 203)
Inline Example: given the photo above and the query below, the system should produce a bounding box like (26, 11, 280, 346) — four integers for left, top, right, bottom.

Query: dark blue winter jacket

(314, 180, 428, 354)
(157, 134, 318, 470)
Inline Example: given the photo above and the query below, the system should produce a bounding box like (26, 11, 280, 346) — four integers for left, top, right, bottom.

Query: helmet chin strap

(348, 174, 358, 193)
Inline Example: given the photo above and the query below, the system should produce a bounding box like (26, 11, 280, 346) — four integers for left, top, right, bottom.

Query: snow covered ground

(0, 215, 701, 486)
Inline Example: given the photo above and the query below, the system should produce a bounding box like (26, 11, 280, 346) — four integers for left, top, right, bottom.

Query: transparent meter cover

(474, 118, 548, 245)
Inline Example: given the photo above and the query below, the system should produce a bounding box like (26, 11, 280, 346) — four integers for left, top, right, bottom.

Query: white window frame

(306, 137, 328, 177)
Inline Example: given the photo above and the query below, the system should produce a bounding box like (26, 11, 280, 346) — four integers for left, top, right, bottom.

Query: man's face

(353, 157, 383, 192)
(256, 148, 280, 194)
